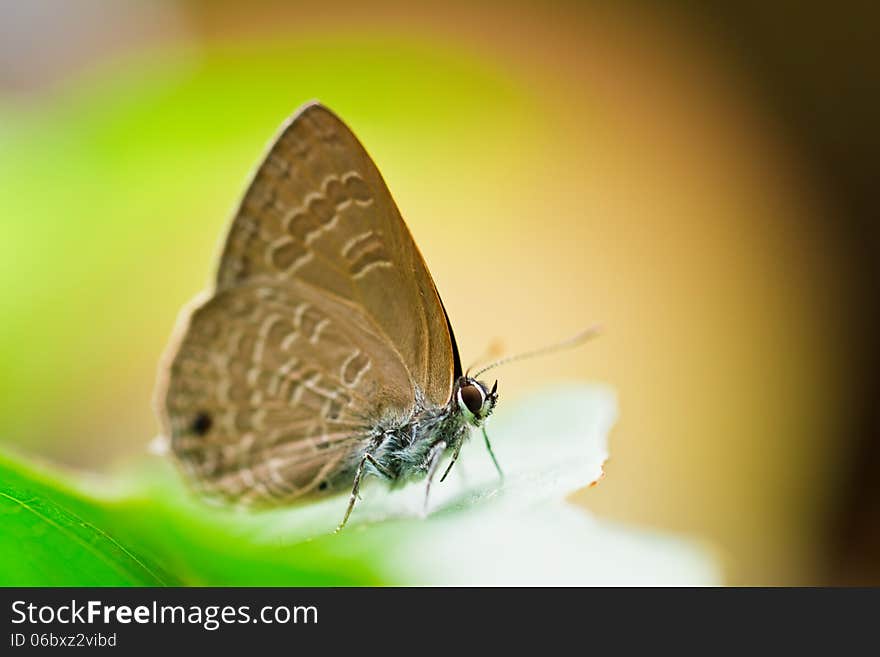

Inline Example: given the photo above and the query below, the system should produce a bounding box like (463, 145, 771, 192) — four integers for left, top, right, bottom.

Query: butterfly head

(455, 377, 498, 426)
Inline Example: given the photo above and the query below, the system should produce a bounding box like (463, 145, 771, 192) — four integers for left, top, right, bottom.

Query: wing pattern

(156, 103, 456, 504)
(215, 103, 454, 404)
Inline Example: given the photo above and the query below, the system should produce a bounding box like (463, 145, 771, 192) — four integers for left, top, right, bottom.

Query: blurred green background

(1, 0, 878, 585)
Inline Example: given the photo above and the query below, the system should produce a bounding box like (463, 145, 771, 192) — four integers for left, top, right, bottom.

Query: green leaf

(0, 386, 719, 586)
(0, 456, 173, 586)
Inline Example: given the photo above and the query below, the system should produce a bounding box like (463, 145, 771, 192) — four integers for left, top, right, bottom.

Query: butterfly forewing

(215, 103, 454, 404)
(157, 102, 457, 504)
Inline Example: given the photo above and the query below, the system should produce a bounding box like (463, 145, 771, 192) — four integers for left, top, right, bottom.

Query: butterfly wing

(215, 102, 458, 403)
(161, 279, 414, 504)
(156, 103, 457, 503)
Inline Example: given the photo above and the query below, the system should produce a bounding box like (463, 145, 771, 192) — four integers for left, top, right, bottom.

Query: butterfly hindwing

(163, 279, 414, 504)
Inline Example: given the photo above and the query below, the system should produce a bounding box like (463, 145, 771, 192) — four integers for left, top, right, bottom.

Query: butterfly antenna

(471, 324, 603, 379)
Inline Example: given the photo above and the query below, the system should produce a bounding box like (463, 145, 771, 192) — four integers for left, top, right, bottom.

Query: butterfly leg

(365, 453, 394, 480)
(439, 444, 462, 483)
(336, 453, 373, 532)
(482, 426, 504, 480)
(422, 441, 448, 518)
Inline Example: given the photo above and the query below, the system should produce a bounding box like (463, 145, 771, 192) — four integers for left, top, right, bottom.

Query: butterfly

(154, 102, 505, 529)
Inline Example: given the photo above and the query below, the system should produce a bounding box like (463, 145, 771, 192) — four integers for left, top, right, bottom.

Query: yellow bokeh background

(0, 1, 862, 584)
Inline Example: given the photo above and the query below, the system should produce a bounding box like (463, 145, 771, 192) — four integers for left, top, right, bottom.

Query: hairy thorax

(363, 393, 469, 483)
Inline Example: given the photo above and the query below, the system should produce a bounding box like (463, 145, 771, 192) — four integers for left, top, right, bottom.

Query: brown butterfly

(154, 102, 504, 529)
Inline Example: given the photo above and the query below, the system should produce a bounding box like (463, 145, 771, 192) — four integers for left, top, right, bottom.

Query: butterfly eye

(459, 384, 484, 415)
